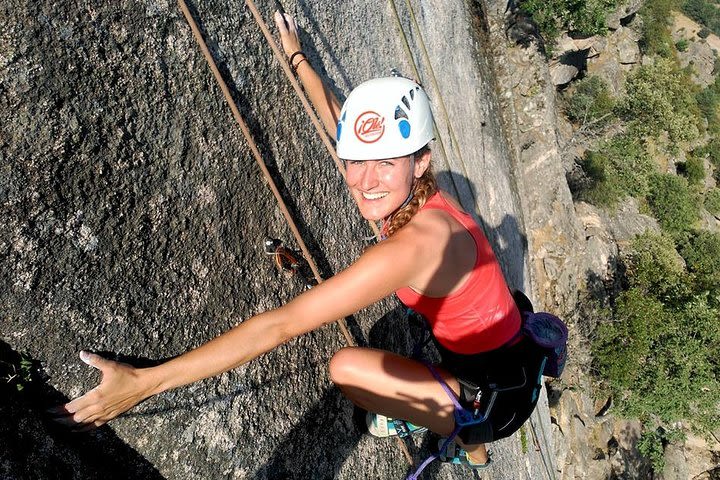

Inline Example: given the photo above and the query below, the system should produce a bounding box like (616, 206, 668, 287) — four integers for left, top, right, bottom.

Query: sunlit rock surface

(1, 0, 558, 478)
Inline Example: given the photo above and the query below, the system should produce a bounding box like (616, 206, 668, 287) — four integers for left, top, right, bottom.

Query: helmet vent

(410, 89, 415, 100)
(401, 96, 411, 110)
(394, 106, 408, 120)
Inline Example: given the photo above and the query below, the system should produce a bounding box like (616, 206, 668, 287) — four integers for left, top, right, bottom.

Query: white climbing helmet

(336, 76, 434, 161)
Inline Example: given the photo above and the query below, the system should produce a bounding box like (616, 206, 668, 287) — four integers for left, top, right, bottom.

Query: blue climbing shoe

(366, 412, 428, 438)
(437, 440, 492, 469)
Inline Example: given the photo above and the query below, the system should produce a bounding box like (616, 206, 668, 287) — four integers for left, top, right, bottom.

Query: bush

(647, 174, 700, 233)
(705, 188, 720, 216)
(622, 58, 701, 145)
(677, 156, 706, 185)
(638, 427, 686, 474)
(695, 138, 720, 167)
(696, 75, 720, 134)
(564, 76, 616, 125)
(675, 39, 690, 52)
(594, 234, 720, 434)
(623, 232, 688, 301)
(520, 0, 619, 48)
(679, 230, 720, 293)
(683, 0, 720, 35)
(578, 135, 655, 207)
(640, 0, 677, 57)
(698, 27, 711, 38)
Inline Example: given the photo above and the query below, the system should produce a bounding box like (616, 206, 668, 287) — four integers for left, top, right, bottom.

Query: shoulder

(390, 202, 455, 250)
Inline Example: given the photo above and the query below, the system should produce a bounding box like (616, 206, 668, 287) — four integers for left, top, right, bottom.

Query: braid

(384, 148, 437, 237)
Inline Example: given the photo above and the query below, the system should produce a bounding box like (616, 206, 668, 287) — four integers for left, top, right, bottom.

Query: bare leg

(329, 346, 488, 463)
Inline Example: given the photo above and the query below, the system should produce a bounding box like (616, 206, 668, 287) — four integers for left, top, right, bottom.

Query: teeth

(362, 192, 388, 200)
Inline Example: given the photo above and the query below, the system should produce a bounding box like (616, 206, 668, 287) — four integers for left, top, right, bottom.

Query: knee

(328, 347, 362, 386)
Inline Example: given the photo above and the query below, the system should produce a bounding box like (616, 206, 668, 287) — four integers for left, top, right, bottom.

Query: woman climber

(52, 10, 547, 475)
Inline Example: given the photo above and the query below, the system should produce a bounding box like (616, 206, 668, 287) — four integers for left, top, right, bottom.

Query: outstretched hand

(274, 10, 302, 57)
(49, 351, 154, 431)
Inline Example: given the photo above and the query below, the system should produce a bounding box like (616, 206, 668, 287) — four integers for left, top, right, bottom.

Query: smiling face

(345, 150, 431, 221)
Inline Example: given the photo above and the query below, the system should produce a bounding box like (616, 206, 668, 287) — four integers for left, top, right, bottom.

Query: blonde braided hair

(383, 146, 437, 237)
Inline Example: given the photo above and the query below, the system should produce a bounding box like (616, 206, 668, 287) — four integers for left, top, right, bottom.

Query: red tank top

(395, 192, 521, 354)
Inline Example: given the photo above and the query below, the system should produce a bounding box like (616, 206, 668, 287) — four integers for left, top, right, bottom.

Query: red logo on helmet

(354, 111, 385, 143)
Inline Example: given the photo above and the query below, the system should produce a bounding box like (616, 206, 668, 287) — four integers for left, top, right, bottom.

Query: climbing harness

(402, 308, 499, 479)
(405, 362, 496, 480)
(403, 293, 567, 479)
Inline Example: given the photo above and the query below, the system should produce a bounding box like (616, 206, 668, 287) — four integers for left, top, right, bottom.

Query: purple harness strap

(405, 362, 489, 480)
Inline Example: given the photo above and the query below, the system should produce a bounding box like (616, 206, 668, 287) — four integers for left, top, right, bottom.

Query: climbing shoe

(366, 412, 428, 438)
(437, 440, 492, 469)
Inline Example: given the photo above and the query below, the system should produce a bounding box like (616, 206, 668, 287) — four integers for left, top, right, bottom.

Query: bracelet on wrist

(288, 51, 305, 66)
(293, 57, 308, 72)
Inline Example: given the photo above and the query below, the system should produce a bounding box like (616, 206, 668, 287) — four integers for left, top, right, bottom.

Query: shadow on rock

(250, 386, 361, 480)
(0, 340, 164, 480)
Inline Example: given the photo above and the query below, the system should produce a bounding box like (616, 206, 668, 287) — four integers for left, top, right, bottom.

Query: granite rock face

(1, 0, 553, 479)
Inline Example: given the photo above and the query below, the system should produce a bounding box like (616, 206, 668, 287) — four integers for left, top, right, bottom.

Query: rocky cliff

(1, 0, 556, 479)
(484, 1, 720, 478)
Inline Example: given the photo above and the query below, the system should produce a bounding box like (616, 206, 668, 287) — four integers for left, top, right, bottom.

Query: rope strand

(177, 0, 354, 347)
(244, 0, 381, 239)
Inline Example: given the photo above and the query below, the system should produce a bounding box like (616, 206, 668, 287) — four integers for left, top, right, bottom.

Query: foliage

(0, 355, 33, 392)
(696, 75, 720, 134)
(638, 429, 666, 472)
(647, 174, 700, 233)
(563, 75, 616, 125)
(622, 58, 701, 145)
(623, 232, 689, 301)
(695, 137, 720, 168)
(675, 39, 690, 52)
(638, 427, 685, 473)
(683, 0, 720, 37)
(639, 0, 679, 57)
(679, 230, 720, 293)
(705, 188, 720, 216)
(698, 27, 711, 38)
(519, 0, 619, 48)
(593, 232, 720, 435)
(578, 135, 656, 207)
(676, 156, 706, 185)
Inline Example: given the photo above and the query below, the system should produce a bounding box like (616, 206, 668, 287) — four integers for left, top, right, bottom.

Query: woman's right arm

(274, 11, 341, 139)
(52, 224, 434, 430)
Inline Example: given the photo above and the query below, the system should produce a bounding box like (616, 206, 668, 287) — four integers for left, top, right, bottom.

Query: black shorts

(435, 336, 546, 445)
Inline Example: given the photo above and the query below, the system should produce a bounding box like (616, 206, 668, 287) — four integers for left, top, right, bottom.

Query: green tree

(705, 188, 720, 216)
(564, 75, 616, 125)
(520, 0, 619, 48)
(593, 232, 720, 435)
(623, 232, 688, 302)
(578, 135, 656, 207)
(640, 0, 679, 57)
(679, 230, 720, 294)
(677, 156, 706, 186)
(647, 174, 700, 233)
(622, 58, 701, 145)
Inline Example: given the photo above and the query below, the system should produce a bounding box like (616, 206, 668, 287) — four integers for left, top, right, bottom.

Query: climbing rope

(178, 0, 414, 467)
(529, 408, 557, 480)
(177, 0, 355, 347)
(245, 0, 381, 239)
(387, 0, 481, 216)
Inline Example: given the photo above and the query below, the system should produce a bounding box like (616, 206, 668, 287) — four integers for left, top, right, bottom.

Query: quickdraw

(263, 237, 316, 288)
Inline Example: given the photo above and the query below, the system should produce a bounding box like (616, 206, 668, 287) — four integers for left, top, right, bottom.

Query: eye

(380, 160, 394, 166)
